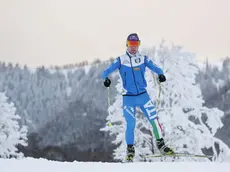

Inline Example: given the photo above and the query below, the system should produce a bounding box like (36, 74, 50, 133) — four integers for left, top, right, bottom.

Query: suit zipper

(124, 72, 126, 86)
(129, 58, 139, 94)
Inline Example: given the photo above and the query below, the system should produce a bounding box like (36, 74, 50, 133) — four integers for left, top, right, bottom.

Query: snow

(0, 158, 229, 172)
(27, 67, 37, 73)
(197, 58, 224, 70)
(215, 79, 225, 91)
(61, 69, 72, 96)
(84, 65, 91, 75)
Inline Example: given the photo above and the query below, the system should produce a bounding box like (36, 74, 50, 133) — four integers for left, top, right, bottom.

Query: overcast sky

(0, 0, 230, 67)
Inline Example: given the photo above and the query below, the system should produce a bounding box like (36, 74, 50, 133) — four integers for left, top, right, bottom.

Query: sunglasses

(127, 41, 140, 47)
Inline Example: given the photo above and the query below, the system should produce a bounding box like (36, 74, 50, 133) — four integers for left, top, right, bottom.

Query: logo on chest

(134, 58, 141, 64)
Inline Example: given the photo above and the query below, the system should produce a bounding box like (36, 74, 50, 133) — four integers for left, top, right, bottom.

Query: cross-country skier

(102, 33, 174, 162)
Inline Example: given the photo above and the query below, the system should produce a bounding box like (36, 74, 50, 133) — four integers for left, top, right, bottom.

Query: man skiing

(102, 33, 174, 162)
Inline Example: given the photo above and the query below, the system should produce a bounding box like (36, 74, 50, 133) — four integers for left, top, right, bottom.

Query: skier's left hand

(158, 74, 166, 82)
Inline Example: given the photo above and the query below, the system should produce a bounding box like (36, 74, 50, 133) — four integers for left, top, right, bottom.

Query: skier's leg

(139, 99, 163, 139)
(123, 96, 136, 161)
(123, 105, 136, 145)
(139, 93, 174, 154)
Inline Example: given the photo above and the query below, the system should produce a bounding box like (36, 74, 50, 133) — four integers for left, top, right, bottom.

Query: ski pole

(155, 77, 165, 136)
(108, 86, 110, 107)
(107, 87, 113, 127)
(156, 79, 161, 110)
(153, 74, 161, 111)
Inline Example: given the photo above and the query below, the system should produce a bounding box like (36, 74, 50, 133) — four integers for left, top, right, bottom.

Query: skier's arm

(102, 57, 121, 80)
(144, 56, 164, 75)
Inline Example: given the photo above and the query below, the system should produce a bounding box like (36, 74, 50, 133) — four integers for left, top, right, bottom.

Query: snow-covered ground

(1, 158, 229, 172)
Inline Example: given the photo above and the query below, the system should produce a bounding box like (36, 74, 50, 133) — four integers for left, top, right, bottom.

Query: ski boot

(156, 138, 174, 155)
(125, 145, 135, 162)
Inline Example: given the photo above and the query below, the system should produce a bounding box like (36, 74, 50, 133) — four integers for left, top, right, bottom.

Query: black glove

(158, 74, 166, 82)
(104, 77, 111, 87)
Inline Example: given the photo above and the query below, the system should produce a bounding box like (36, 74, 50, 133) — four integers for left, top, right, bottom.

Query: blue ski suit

(102, 51, 164, 145)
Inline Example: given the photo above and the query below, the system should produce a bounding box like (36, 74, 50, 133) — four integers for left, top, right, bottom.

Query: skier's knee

(126, 119, 136, 131)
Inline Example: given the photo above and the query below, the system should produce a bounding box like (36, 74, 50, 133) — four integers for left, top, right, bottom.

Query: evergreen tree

(0, 92, 28, 158)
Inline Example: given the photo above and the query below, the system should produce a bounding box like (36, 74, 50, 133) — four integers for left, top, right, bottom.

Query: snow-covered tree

(146, 43, 230, 162)
(0, 92, 28, 158)
(101, 42, 230, 162)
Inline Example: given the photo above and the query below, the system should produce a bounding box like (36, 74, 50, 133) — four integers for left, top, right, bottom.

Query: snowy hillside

(1, 158, 229, 172)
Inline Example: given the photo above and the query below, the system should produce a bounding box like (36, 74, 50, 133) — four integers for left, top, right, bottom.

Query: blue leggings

(123, 92, 163, 145)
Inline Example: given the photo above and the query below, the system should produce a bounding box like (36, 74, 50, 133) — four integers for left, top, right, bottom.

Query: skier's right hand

(104, 77, 111, 87)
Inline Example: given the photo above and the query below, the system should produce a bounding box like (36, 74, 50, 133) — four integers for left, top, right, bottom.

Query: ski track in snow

(1, 158, 230, 172)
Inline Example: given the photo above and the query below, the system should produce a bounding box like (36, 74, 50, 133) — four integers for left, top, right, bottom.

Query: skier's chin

(129, 50, 137, 55)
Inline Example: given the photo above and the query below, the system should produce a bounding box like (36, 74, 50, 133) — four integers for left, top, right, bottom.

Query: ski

(144, 152, 213, 158)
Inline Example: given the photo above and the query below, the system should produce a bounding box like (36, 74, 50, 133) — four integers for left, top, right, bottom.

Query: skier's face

(127, 41, 140, 55)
